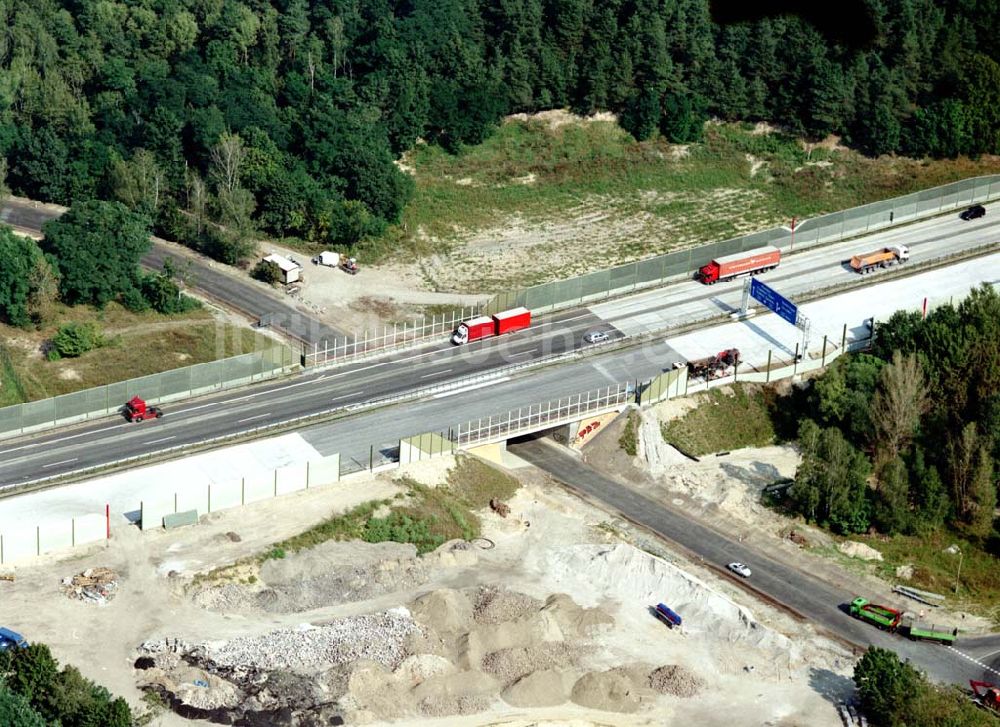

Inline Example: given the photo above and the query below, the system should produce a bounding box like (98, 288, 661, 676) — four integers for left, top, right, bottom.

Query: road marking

(331, 391, 364, 401)
(42, 458, 77, 468)
(0, 424, 123, 454)
(421, 369, 452, 378)
(947, 646, 1000, 677)
(223, 375, 327, 404)
(432, 377, 510, 399)
(506, 351, 534, 358)
(236, 414, 269, 424)
(146, 436, 176, 445)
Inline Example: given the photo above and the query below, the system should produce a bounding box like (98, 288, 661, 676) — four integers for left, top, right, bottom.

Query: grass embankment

(660, 384, 775, 456)
(373, 116, 1000, 267)
(264, 457, 520, 558)
(0, 303, 264, 406)
(618, 411, 639, 456)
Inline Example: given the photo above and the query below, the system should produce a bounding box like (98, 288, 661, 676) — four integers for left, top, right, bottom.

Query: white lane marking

(236, 414, 269, 424)
(947, 646, 1000, 676)
(507, 351, 534, 358)
(146, 436, 176, 445)
(0, 424, 123, 454)
(421, 369, 452, 378)
(432, 377, 510, 399)
(331, 391, 364, 401)
(42, 458, 77, 468)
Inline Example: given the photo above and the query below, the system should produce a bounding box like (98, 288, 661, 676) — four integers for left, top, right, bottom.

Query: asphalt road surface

(510, 437, 1000, 687)
(0, 197, 343, 344)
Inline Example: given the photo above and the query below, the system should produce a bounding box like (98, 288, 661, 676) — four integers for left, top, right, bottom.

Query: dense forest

(781, 284, 998, 541)
(2, 0, 999, 259)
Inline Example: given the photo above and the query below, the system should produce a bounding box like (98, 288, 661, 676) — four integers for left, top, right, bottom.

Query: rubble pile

(62, 567, 118, 605)
(648, 664, 706, 697)
(472, 585, 543, 625)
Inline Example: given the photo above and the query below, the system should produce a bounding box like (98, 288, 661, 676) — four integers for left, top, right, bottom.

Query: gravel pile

(480, 644, 574, 687)
(471, 585, 543, 625)
(419, 694, 490, 717)
(648, 664, 705, 697)
(209, 608, 419, 672)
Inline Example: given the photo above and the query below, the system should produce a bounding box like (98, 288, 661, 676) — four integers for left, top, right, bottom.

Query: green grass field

(0, 303, 265, 406)
(661, 384, 776, 456)
(367, 115, 1000, 291)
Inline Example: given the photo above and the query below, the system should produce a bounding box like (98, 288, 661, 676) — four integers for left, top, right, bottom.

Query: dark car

(960, 204, 986, 221)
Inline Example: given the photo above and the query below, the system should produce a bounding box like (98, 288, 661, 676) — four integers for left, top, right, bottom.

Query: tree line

(782, 284, 998, 539)
(0, 643, 132, 726)
(1, 0, 998, 264)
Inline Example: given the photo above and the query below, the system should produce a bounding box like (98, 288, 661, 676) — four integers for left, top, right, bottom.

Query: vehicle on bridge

(849, 597, 902, 632)
(695, 245, 781, 284)
(898, 617, 958, 644)
(849, 244, 909, 274)
(452, 307, 531, 345)
(124, 396, 163, 422)
(685, 348, 740, 380)
(970, 680, 1000, 714)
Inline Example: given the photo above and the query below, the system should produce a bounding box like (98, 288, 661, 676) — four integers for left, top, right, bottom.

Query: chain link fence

(484, 175, 1000, 315)
(0, 345, 294, 439)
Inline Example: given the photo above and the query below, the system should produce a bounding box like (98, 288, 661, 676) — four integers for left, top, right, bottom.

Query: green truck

(899, 618, 958, 645)
(850, 597, 902, 632)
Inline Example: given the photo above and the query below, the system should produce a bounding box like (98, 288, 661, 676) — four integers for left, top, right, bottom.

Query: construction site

(0, 400, 893, 727)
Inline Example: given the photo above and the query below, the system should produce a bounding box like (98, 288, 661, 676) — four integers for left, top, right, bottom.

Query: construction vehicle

(123, 396, 163, 422)
(849, 244, 909, 274)
(849, 597, 902, 632)
(0, 627, 27, 651)
(312, 251, 339, 267)
(899, 617, 958, 644)
(654, 603, 682, 628)
(686, 348, 740, 380)
(452, 307, 531, 345)
(696, 246, 781, 284)
(340, 257, 359, 275)
(970, 681, 1000, 714)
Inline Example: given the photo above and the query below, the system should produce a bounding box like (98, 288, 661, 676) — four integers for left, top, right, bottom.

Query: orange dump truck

(850, 244, 909, 274)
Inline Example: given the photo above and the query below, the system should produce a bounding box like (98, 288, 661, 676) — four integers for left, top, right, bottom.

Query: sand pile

(570, 670, 642, 713)
(501, 669, 573, 707)
(638, 411, 690, 474)
(537, 544, 790, 650)
(481, 643, 575, 686)
(649, 664, 706, 697)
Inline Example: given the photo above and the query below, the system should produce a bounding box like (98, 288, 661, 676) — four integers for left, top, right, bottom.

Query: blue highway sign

(750, 278, 798, 325)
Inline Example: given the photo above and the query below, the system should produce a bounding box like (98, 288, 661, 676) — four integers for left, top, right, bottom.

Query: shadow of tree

(808, 666, 855, 706)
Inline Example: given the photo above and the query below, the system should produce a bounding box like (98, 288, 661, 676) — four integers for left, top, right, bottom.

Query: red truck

(452, 307, 531, 345)
(696, 245, 781, 284)
(123, 396, 163, 422)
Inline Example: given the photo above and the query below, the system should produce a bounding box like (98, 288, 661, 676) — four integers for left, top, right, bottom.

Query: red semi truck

(696, 245, 781, 284)
(452, 307, 531, 345)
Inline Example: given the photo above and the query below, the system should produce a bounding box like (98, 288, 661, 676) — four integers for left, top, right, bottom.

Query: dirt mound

(471, 585, 544, 625)
(541, 593, 614, 636)
(648, 664, 705, 697)
(839, 541, 883, 561)
(501, 669, 572, 707)
(570, 670, 641, 713)
(480, 643, 575, 687)
(411, 589, 474, 635)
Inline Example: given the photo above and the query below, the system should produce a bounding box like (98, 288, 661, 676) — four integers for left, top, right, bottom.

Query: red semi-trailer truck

(452, 307, 531, 345)
(696, 245, 781, 284)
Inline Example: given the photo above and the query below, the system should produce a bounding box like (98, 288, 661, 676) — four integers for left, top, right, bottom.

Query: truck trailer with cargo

(696, 246, 781, 284)
(849, 597, 902, 632)
(849, 245, 909, 274)
(451, 307, 532, 345)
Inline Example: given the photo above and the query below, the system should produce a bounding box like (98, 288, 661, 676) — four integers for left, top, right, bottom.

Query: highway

(0, 197, 343, 343)
(510, 437, 1000, 686)
(1, 208, 999, 485)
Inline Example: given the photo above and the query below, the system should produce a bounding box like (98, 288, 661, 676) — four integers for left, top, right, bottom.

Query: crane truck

(849, 597, 902, 632)
(849, 245, 909, 274)
(970, 681, 1000, 715)
(452, 307, 531, 345)
(696, 246, 781, 284)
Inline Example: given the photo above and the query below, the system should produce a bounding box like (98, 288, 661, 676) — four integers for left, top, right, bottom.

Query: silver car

(727, 562, 752, 578)
(583, 331, 610, 344)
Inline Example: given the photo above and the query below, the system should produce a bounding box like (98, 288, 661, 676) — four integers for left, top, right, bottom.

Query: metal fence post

(821, 335, 828, 367)
(765, 350, 772, 383)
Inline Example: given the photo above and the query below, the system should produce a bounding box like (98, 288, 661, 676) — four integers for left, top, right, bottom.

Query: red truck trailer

(696, 245, 781, 284)
(452, 307, 532, 345)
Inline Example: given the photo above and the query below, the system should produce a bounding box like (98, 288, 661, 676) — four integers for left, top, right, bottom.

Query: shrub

(250, 260, 281, 285)
(49, 322, 104, 359)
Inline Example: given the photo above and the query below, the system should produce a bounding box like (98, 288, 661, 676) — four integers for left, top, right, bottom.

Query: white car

(583, 330, 610, 344)
(727, 562, 752, 578)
